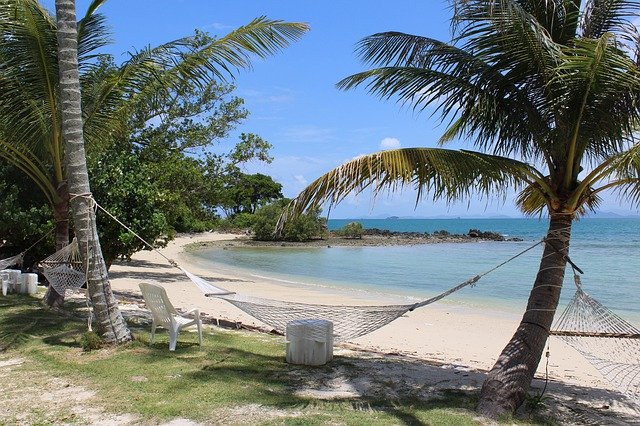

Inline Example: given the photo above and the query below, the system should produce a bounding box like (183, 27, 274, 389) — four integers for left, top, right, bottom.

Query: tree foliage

(221, 172, 283, 216)
(88, 147, 171, 267)
(0, 0, 308, 252)
(337, 222, 364, 239)
(0, 163, 54, 267)
(253, 199, 326, 242)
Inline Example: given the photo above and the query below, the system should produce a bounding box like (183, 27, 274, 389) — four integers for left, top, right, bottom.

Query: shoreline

(188, 227, 524, 250)
(108, 232, 637, 416)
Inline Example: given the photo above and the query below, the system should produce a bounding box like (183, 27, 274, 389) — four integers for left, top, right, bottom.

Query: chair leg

(169, 327, 178, 351)
(150, 320, 157, 346)
(197, 319, 203, 346)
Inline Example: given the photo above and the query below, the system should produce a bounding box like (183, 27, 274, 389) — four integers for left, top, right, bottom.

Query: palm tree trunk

(43, 183, 70, 307)
(54, 0, 131, 343)
(477, 213, 572, 418)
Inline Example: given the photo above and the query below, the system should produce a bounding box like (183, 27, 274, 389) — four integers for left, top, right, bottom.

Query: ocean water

(191, 218, 640, 322)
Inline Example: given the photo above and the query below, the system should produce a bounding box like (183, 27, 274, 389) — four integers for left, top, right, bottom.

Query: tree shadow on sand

(109, 258, 251, 284)
(122, 303, 640, 425)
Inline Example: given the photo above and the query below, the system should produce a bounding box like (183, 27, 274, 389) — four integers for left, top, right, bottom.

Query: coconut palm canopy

(0, 0, 308, 247)
(280, 0, 640, 418)
(282, 0, 640, 222)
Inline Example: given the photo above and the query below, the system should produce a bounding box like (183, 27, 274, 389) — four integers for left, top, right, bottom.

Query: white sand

(109, 232, 623, 398)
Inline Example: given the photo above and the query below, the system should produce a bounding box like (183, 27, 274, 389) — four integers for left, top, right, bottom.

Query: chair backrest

(139, 282, 178, 327)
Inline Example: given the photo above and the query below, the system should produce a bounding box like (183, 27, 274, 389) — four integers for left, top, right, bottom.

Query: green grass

(0, 294, 553, 425)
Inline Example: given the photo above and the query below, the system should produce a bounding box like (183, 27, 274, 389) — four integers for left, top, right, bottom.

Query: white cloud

(202, 22, 235, 31)
(293, 175, 308, 185)
(282, 125, 334, 143)
(380, 137, 401, 150)
(240, 88, 295, 105)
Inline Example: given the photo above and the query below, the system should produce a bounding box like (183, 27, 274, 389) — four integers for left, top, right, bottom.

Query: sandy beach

(109, 232, 638, 418)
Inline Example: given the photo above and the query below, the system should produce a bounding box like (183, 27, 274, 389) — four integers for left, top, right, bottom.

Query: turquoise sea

(190, 218, 640, 323)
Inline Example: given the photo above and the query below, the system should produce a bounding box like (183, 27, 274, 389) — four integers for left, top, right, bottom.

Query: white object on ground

(139, 282, 203, 351)
(286, 319, 334, 366)
(21, 273, 38, 295)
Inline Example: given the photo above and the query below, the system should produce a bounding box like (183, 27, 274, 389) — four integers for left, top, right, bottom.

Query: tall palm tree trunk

(43, 183, 70, 307)
(477, 213, 573, 418)
(54, 0, 131, 343)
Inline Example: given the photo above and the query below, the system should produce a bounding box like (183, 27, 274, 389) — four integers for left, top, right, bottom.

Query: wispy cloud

(240, 88, 295, 105)
(201, 22, 235, 31)
(293, 175, 308, 185)
(380, 137, 401, 150)
(281, 125, 335, 143)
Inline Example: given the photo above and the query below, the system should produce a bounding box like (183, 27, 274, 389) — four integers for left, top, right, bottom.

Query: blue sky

(44, 1, 639, 218)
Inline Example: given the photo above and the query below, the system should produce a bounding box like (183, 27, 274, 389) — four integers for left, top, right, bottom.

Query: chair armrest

(184, 308, 200, 318)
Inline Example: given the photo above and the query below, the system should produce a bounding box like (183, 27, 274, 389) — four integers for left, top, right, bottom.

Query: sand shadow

(109, 258, 252, 284)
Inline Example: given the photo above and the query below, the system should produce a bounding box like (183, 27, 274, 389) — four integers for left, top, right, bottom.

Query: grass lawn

(0, 293, 563, 425)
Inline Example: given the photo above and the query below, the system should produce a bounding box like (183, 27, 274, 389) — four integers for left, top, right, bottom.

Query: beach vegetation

(337, 221, 365, 239)
(279, 0, 640, 418)
(219, 172, 284, 216)
(254, 199, 327, 241)
(0, 0, 308, 323)
(0, 163, 55, 267)
(0, 293, 566, 425)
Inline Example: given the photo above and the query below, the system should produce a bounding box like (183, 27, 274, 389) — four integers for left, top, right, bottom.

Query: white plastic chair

(139, 282, 203, 351)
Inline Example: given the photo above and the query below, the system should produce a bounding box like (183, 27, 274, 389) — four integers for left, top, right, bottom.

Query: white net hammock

(0, 252, 23, 270)
(39, 238, 86, 296)
(551, 273, 640, 406)
(179, 266, 481, 341)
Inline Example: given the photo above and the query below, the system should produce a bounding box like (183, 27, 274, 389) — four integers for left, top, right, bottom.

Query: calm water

(191, 218, 640, 321)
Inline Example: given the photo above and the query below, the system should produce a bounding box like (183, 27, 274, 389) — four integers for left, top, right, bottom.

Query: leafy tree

(88, 147, 171, 268)
(0, 0, 307, 307)
(0, 163, 55, 267)
(221, 172, 283, 216)
(254, 199, 326, 242)
(339, 222, 364, 239)
(281, 0, 640, 417)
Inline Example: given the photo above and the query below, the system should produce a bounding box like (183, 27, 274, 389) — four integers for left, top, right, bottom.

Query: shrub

(80, 331, 103, 352)
(340, 222, 364, 239)
(252, 199, 326, 241)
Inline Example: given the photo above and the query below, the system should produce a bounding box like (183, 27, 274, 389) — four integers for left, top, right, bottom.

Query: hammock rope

(177, 242, 543, 341)
(0, 228, 54, 271)
(551, 271, 640, 405)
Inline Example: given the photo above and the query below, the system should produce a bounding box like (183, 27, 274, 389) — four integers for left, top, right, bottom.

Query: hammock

(39, 238, 86, 296)
(180, 266, 481, 341)
(551, 273, 640, 405)
(0, 252, 24, 270)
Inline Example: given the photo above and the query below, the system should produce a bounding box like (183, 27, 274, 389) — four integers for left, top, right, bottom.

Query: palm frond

(552, 34, 640, 170)
(77, 7, 112, 68)
(452, 0, 580, 45)
(0, 0, 59, 157)
(582, 0, 640, 39)
(279, 148, 539, 224)
(339, 33, 551, 160)
(587, 143, 640, 207)
(516, 180, 601, 218)
(82, 18, 308, 145)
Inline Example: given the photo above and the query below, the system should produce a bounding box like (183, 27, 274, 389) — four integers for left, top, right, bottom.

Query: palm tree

(54, 0, 130, 342)
(281, 0, 640, 417)
(0, 0, 308, 305)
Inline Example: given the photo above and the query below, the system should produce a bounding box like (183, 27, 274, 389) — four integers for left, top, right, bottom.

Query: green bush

(252, 199, 326, 241)
(80, 331, 103, 352)
(340, 222, 364, 239)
